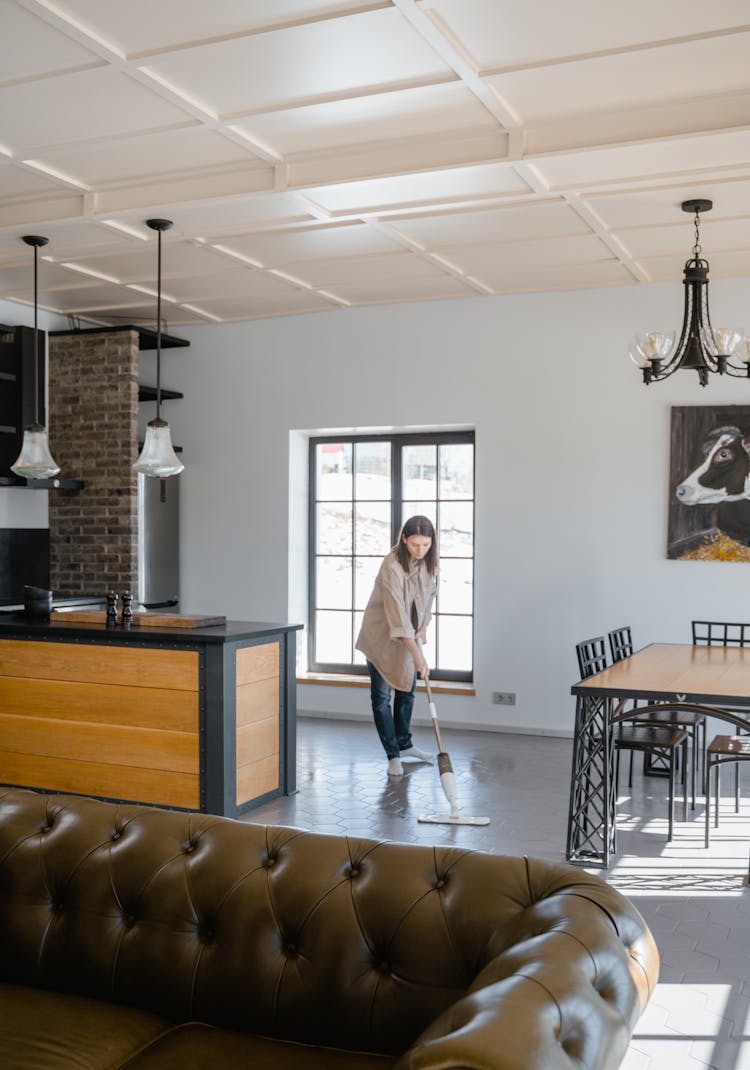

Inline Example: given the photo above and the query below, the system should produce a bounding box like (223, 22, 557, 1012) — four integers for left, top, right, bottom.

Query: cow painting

(668, 406, 750, 561)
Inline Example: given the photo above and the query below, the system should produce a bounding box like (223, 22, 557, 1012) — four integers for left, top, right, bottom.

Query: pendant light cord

(156, 227, 162, 421)
(33, 241, 39, 425)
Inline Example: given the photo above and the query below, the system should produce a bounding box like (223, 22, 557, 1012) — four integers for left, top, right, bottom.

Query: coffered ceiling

(2, 0, 750, 326)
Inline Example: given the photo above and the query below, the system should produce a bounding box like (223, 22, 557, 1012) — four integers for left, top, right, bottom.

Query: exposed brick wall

(48, 331, 140, 598)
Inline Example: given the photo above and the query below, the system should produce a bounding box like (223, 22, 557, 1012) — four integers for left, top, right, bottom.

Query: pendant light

(133, 219, 184, 478)
(630, 199, 748, 386)
(11, 235, 61, 480)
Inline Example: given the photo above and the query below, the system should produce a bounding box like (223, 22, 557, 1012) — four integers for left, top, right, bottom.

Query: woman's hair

(394, 514, 438, 576)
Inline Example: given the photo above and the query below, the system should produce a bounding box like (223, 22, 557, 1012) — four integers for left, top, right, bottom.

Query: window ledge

(297, 672, 475, 696)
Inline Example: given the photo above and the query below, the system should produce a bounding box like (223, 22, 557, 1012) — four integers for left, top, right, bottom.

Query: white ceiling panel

(305, 162, 531, 214)
(476, 260, 636, 292)
(0, 160, 67, 198)
(45, 1, 384, 57)
(440, 234, 614, 274)
(588, 180, 750, 229)
(639, 249, 750, 283)
(34, 128, 260, 187)
(0, 0, 102, 81)
(0, 0, 749, 324)
(55, 240, 236, 283)
(618, 218, 750, 260)
(193, 290, 337, 318)
(420, 0, 750, 71)
(328, 274, 474, 303)
(162, 269, 302, 302)
(113, 194, 314, 240)
(486, 33, 750, 124)
(233, 83, 496, 158)
(142, 9, 453, 117)
(0, 69, 192, 152)
(215, 223, 402, 266)
(294, 251, 451, 287)
(387, 202, 592, 246)
(535, 130, 750, 191)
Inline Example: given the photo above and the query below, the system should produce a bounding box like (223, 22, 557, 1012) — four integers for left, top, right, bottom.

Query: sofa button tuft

(184, 842, 196, 854)
(112, 831, 121, 841)
(286, 943, 297, 956)
(349, 867, 359, 878)
(124, 914, 135, 928)
(435, 878, 445, 889)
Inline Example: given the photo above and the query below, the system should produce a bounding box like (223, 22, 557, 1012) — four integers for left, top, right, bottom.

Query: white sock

(400, 746, 434, 763)
(387, 757, 404, 776)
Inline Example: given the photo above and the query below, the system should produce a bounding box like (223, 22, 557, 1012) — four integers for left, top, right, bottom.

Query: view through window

(309, 432, 474, 680)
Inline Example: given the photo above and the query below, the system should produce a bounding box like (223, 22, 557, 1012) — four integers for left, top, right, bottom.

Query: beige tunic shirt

(355, 549, 437, 692)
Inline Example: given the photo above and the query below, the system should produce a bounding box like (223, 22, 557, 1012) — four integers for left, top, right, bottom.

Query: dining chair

(575, 638, 689, 840)
(609, 625, 704, 809)
(705, 735, 750, 851)
(692, 619, 750, 805)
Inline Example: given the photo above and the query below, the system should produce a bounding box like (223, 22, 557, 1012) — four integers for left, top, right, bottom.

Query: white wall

(13, 281, 749, 736)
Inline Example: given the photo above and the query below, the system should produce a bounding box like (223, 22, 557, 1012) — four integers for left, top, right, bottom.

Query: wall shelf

(138, 385, 183, 402)
(0, 475, 84, 490)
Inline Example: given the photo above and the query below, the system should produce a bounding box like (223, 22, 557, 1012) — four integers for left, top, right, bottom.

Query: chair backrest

(608, 626, 633, 664)
(692, 620, 750, 647)
(576, 636, 607, 679)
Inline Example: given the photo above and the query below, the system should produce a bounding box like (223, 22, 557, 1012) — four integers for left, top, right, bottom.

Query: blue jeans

(367, 661, 416, 759)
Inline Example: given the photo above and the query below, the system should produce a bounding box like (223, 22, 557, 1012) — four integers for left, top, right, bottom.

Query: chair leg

(705, 760, 711, 848)
(736, 762, 741, 813)
(715, 765, 721, 829)
(682, 739, 688, 822)
(668, 748, 675, 842)
(628, 749, 633, 788)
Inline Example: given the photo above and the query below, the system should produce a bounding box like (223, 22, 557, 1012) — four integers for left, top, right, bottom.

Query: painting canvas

(668, 405, 750, 561)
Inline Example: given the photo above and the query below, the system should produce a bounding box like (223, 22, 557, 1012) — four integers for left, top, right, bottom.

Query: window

(309, 431, 474, 681)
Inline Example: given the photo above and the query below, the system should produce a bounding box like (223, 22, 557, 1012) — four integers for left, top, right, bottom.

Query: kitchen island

(0, 615, 301, 817)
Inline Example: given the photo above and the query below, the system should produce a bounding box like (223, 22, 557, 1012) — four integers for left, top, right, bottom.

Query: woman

(355, 515, 438, 777)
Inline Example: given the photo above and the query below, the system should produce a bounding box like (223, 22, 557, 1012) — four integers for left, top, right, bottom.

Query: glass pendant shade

(11, 421, 60, 479)
(133, 418, 184, 477)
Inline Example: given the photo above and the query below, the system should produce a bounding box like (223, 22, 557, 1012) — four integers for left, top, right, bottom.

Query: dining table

(567, 642, 750, 866)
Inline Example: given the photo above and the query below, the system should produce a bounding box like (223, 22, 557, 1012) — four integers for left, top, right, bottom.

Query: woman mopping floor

(355, 515, 438, 777)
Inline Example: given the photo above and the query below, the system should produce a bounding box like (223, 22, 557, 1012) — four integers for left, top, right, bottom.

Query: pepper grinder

(106, 591, 118, 627)
(121, 591, 133, 627)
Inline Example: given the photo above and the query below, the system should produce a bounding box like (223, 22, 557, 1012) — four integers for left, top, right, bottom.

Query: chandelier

(630, 199, 748, 386)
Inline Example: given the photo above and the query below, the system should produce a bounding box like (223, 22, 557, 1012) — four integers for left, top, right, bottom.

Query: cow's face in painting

(676, 425, 750, 505)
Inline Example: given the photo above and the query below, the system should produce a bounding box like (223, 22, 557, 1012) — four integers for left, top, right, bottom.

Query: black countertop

(0, 615, 302, 645)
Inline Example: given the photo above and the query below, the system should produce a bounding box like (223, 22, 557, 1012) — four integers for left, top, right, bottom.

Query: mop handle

(424, 675, 445, 752)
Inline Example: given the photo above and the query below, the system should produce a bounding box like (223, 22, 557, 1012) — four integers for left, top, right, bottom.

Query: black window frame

(308, 430, 475, 682)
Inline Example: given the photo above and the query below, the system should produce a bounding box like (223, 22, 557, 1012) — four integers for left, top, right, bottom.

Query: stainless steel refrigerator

(137, 474, 179, 608)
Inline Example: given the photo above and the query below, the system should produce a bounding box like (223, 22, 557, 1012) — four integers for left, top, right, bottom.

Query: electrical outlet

(492, 691, 516, 706)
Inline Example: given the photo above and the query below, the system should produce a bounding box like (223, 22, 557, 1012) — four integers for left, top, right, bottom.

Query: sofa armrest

(395, 963, 632, 1070)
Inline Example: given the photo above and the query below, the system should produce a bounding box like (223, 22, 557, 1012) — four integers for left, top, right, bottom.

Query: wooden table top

(573, 643, 750, 707)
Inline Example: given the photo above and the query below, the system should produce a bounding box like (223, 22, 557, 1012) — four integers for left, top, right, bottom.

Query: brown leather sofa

(0, 786, 658, 1069)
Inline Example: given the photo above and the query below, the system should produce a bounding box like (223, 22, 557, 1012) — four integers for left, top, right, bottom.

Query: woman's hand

(402, 637, 429, 679)
(415, 651, 430, 679)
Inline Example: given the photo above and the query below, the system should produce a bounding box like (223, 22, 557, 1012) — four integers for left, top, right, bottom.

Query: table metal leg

(566, 694, 615, 866)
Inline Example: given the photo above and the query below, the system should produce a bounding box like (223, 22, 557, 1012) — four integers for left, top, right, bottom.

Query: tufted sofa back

(0, 788, 657, 1060)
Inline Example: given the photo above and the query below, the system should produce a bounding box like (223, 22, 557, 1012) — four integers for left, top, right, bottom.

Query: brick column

(47, 330, 140, 598)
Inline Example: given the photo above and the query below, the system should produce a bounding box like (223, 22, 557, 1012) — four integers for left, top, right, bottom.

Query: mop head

(418, 751, 490, 826)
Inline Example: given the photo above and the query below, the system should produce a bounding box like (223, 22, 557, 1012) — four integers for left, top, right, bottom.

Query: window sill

(297, 672, 475, 696)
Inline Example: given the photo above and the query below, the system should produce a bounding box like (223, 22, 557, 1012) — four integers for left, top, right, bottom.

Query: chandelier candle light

(11, 235, 61, 480)
(631, 199, 749, 386)
(133, 218, 184, 478)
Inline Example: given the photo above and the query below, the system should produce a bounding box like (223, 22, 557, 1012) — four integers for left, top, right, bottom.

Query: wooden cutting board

(51, 609, 226, 628)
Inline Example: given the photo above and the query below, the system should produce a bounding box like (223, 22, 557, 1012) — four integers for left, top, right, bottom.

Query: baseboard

(298, 707, 573, 739)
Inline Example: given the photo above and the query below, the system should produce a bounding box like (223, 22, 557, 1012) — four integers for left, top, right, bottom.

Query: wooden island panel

(235, 643, 280, 806)
(0, 641, 200, 808)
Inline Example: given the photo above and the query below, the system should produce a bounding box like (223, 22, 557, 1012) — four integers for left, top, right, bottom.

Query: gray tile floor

(245, 716, 750, 1069)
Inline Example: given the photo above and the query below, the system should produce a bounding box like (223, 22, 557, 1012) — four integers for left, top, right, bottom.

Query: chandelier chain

(692, 208, 702, 259)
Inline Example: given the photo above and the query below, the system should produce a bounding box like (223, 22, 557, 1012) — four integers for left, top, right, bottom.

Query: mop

(418, 676, 490, 826)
